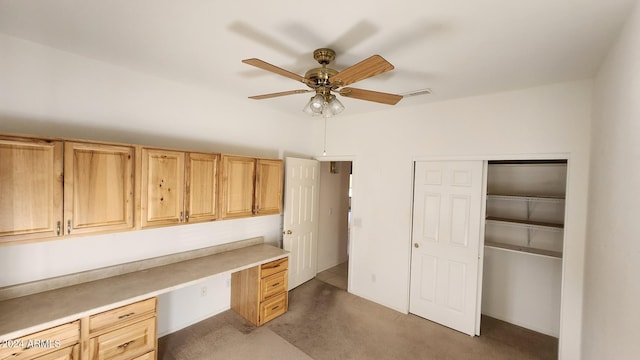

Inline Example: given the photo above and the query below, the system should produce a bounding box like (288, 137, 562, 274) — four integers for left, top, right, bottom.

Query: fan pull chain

(322, 116, 327, 156)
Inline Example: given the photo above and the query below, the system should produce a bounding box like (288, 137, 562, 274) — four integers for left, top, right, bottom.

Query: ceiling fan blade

(249, 89, 313, 100)
(339, 87, 403, 105)
(329, 55, 394, 87)
(242, 58, 312, 85)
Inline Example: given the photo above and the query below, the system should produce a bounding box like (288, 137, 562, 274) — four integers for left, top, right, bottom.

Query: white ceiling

(0, 0, 637, 117)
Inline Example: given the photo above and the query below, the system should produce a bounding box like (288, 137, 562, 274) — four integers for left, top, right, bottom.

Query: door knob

(414, 243, 420, 248)
(285, 230, 292, 235)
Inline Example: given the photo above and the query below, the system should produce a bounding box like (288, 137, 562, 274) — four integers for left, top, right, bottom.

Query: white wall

(0, 34, 314, 336)
(482, 248, 563, 337)
(317, 161, 350, 272)
(0, 34, 311, 156)
(315, 80, 592, 359)
(585, 1, 640, 358)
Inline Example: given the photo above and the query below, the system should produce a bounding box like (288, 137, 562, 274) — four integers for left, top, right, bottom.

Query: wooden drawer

(130, 350, 154, 360)
(260, 257, 288, 278)
(0, 321, 79, 360)
(259, 291, 288, 325)
(89, 298, 156, 334)
(260, 271, 287, 301)
(34, 345, 79, 360)
(88, 317, 156, 360)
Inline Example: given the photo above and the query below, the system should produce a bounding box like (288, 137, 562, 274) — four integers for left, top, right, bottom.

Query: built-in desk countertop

(0, 243, 288, 340)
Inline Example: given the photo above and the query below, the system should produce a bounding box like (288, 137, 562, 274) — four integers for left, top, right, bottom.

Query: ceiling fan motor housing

(304, 48, 339, 89)
(313, 48, 336, 65)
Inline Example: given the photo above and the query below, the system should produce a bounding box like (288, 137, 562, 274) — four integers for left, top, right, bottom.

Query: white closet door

(283, 157, 320, 290)
(410, 161, 484, 336)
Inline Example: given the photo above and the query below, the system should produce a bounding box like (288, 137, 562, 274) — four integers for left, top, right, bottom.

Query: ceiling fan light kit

(302, 93, 345, 118)
(242, 48, 403, 118)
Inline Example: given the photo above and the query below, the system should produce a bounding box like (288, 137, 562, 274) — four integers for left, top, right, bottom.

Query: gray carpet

(159, 279, 557, 359)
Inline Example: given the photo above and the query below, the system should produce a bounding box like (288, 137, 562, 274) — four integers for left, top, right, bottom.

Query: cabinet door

(140, 148, 185, 228)
(34, 345, 79, 360)
(220, 156, 255, 219)
(255, 159, 283, 215)
(88, 317, 156, 360)
(0, 136, 63, 244)
(64, 142, 135, 235)
(185, 152, 219, 223)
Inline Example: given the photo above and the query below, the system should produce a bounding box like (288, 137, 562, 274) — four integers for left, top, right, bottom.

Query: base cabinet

(231, 258, 288, 326)
(87, 318, 155, 360)
(0, 322, 79, 360)
(33, 345, 79, 360)
(83, 298, 157, 360)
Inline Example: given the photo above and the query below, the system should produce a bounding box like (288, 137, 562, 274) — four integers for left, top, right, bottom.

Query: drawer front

(260, 271, 287, 302)
(260, 257, 288, 278)
(259, 292, 288, 325)
(34, 345, 79, 360)
(88, 317, 156, 360)
(0, 321, 79, 360)
(131, 350, 155, 360)
(90, 298, 156, 333)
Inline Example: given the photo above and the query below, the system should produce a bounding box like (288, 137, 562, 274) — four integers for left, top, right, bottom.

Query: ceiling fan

(242, 48, 402, 117)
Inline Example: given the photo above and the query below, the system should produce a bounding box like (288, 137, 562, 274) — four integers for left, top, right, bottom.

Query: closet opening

(481, 159, 566, 349)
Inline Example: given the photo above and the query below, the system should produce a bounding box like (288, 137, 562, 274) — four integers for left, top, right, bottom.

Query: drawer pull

(118, 312, 136, 319)
(117, 340, 135, 349)
(272, 282, 280, 287)
(271, 305, 280, 311)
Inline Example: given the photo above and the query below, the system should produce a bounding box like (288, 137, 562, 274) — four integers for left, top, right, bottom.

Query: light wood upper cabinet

(220, 155, 283, 219)
(0, 136, 63, 244)
(1, 132, 281, 244)
(140, 148, 185, 228)
(255, 159, 284, 215)
(220, 156, 256, 219)
(140, 148, 219, 228)
(64, 142, 135, 235)
(185, 152, 219, 223)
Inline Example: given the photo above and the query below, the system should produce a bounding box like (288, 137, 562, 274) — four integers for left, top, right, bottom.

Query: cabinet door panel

(33, 345, 79, 360)
(141, 149, 185, 228)
(255, 159, 283, 215)
(220, 156, 255, 219)
(185, 152, 218, 223)
(88, 317, 155, 360)
(0, 321, 79, 360)
(64, 142, 135, 235)
(0, 137, 63, 244)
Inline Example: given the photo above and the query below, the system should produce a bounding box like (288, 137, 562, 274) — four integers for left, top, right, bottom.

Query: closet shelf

(487, 194, 565, 203)
(486, 216, 564, 231)
(485, 240, 563, 259)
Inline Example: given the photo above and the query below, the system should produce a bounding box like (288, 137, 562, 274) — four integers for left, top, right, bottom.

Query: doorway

(315, 160, 352, 290)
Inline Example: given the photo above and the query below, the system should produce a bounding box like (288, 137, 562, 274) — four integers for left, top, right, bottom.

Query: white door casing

(410, 161, 484, 336)
(283, 157, 320, 290)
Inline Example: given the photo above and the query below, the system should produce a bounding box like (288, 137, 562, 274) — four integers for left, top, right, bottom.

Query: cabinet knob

(414, 243, 420, 248)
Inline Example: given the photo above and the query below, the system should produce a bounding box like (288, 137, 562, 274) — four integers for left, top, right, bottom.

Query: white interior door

(410, 160, 484, 336)
(283, 157, 320, 290)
